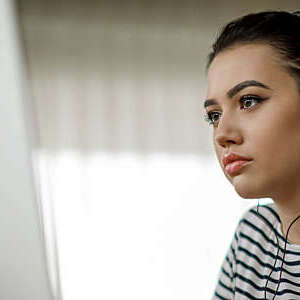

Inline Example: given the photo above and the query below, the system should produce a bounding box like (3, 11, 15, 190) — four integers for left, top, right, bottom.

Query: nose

(216, 133, 243, 148)
(214, 114, 243, 148)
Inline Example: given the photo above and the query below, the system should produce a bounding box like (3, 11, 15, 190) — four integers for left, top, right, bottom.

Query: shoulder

(236, 202, 280, 237)
(240, 202, 279, 223)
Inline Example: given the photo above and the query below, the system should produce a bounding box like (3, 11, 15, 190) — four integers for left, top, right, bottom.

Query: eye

(203, 95, 265, 126)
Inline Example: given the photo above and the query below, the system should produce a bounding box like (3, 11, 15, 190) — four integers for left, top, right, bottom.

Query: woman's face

(205, 43, 300, 201)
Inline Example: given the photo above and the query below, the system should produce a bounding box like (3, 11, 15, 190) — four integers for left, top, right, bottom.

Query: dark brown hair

(206, 10, 300, 90)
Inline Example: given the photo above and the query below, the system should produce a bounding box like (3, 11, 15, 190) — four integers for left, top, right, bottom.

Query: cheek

(213, 141, 223, 166)
(251, 108, 300, 175)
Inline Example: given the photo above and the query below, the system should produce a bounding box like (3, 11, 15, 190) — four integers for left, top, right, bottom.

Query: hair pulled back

(206, 10, 300, 91)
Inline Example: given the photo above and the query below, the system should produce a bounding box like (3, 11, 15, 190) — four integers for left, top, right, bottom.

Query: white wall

(0, 1, 55, 299)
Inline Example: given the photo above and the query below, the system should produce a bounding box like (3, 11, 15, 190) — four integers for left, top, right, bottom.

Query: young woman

(204, 10, 300, 299)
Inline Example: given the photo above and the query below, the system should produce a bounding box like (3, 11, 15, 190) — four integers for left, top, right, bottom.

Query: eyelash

(203, 95, 265, 126)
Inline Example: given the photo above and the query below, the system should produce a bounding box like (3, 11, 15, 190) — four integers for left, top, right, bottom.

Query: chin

(231, 176, 269, 199)
(234, 187, 261, 199)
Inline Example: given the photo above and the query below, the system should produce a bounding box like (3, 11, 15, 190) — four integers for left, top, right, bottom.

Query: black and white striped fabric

(213, 203, 300, 299)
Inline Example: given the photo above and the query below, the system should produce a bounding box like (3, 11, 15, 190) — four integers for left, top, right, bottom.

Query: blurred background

(3, 0, 298, 299)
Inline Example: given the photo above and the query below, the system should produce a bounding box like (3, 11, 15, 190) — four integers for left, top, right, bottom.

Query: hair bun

(292, 11, 300, 17)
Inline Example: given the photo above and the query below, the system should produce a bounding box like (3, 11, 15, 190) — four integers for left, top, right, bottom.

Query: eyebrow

(203, 80, 272, 109)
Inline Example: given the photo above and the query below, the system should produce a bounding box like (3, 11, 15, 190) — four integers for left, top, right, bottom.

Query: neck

(274, 202, 300, 245)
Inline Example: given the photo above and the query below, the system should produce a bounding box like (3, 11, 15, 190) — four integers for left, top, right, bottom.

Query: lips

(222, 152, 253, 176)
(222, 153, 252, 168)
(225, 160, 252, 176)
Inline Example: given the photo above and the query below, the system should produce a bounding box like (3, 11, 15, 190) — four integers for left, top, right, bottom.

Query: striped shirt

(213, 203, 300, 299)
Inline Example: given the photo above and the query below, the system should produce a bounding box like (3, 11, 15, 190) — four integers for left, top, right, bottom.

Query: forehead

(206, 43, 282, 98)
